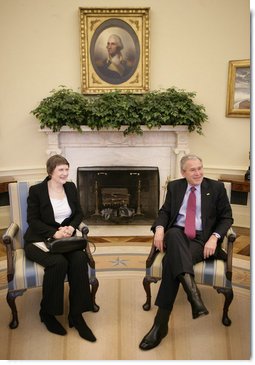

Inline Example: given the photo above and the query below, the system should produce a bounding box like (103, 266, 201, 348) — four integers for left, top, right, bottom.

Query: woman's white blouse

(50, 196, 72, 224)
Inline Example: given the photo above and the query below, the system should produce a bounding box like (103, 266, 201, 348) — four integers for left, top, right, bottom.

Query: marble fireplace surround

(41, 126, 190, 208)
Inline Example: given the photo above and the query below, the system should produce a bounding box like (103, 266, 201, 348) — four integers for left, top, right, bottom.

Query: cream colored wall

(0, 0, 250, 174)
(0, 0, 250, 228)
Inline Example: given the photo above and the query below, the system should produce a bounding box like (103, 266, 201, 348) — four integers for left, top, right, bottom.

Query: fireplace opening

(77, 166, 159, 225)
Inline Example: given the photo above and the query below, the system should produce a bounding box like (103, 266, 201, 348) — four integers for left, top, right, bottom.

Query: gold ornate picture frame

(79, 7, 150, 94)
(226, 59, 250, 117)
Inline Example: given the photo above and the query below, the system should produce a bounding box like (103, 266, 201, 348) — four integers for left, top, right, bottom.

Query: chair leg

(143, 276, 159, 311)
(143, 277, 152, 311)
(6, 289, 26, 329)
(216, 287, 234, 326)
(90, 277, 100, 312)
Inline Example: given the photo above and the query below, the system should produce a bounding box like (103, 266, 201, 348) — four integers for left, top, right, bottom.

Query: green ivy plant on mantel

(31, 86, 208, 136)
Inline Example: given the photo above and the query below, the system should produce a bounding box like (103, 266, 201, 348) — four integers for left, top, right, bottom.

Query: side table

(219, 174, 250, 205)
(0, 176, 17, 193)
(0, 176, 17, 205)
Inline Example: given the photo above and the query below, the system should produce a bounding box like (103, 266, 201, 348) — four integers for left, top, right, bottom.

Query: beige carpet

(0, 278, 250, 360)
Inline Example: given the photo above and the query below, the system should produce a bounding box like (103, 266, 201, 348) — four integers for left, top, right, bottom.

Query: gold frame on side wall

(226, 59, 250, 118)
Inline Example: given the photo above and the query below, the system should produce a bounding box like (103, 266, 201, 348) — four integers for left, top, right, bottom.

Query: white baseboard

(231, 204, 250, 228)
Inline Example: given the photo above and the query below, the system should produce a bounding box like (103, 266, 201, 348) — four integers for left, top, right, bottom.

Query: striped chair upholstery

(142, 182, 236, 326)
(146, 248, 231, 288)
(3, 181, 99, 329)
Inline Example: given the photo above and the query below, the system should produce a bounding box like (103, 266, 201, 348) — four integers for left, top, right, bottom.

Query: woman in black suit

(24, 154, 96, 342)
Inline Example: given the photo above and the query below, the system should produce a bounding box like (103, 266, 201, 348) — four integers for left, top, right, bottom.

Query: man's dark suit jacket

(24, 177, 83, 245)
(151, 177, 233, 244)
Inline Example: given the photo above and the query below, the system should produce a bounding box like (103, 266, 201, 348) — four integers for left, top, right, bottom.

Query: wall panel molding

(0, 166, 247, 182)
(0, 168, 45, 181)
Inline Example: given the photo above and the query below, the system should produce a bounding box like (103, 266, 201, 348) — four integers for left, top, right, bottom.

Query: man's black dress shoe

(139, 322, 168, 351)
(178, 273, 209, 319)
(39, 310, 67, 336)
(191, 299, 209, 319)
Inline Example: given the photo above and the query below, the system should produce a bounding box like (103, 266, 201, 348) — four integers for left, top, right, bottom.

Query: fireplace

(41, 126, 190, 221)
(77, 166, 159, 225)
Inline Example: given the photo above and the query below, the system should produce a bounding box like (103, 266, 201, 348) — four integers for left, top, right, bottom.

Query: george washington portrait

(90, 19, 140, 85)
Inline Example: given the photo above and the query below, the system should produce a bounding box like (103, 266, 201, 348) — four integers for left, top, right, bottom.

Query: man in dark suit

(139, 154, 233, 350)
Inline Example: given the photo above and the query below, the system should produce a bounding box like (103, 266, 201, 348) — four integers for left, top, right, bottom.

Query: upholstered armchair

(2, 181, 99, 329)
(142, 182, 236, 326)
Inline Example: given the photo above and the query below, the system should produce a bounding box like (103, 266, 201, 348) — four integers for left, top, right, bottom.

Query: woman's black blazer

(24, 177, 84, 245)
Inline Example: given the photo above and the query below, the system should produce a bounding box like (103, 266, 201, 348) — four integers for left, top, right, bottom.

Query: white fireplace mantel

(40, 126, 190, 205)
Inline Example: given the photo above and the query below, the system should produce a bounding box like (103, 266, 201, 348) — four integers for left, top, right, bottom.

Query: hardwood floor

(232, 226, 250, 256)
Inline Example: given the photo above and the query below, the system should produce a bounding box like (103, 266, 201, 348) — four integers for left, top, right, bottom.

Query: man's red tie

(184, 186, 196, 239)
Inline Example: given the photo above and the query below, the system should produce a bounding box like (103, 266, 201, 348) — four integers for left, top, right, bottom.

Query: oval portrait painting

(90, 19, 140, 85)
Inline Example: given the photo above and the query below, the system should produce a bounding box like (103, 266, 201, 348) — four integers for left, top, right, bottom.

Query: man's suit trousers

(155, 226, 225, 310)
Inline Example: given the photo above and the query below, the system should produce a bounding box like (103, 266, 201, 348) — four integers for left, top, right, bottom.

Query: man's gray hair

(108, 34, 124, 50)
(180, 154, 203, 171)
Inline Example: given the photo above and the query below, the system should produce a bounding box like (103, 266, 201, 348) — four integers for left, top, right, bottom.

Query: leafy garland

(31, 87, 208, 136)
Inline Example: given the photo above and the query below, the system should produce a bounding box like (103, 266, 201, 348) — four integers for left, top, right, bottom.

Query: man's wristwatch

(212, 232, 221, 240)
(155, 225, 164, 230)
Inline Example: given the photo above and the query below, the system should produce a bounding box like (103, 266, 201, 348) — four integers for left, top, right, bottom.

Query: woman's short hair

(180, 154, 203, 172)
(46, 154, 69, 176)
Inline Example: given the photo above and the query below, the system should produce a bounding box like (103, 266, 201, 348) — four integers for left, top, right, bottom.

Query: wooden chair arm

(2, 222, 19, 282)
(226, 227, 237, 242)
(225, 227, 236, 281)
(78, 222, 95, 269)
(2, 222, 19, 247)
(146, 240, 160, 268)
(78, 222, 89, 236)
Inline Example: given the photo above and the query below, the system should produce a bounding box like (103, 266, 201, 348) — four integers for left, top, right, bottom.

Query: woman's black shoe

(68, 314, 96, 342)
(39, 310, 67, 336)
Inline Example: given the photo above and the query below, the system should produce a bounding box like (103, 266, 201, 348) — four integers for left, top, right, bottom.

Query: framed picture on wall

(79, 7, 150, 94)
(226, 59, 250, 117)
